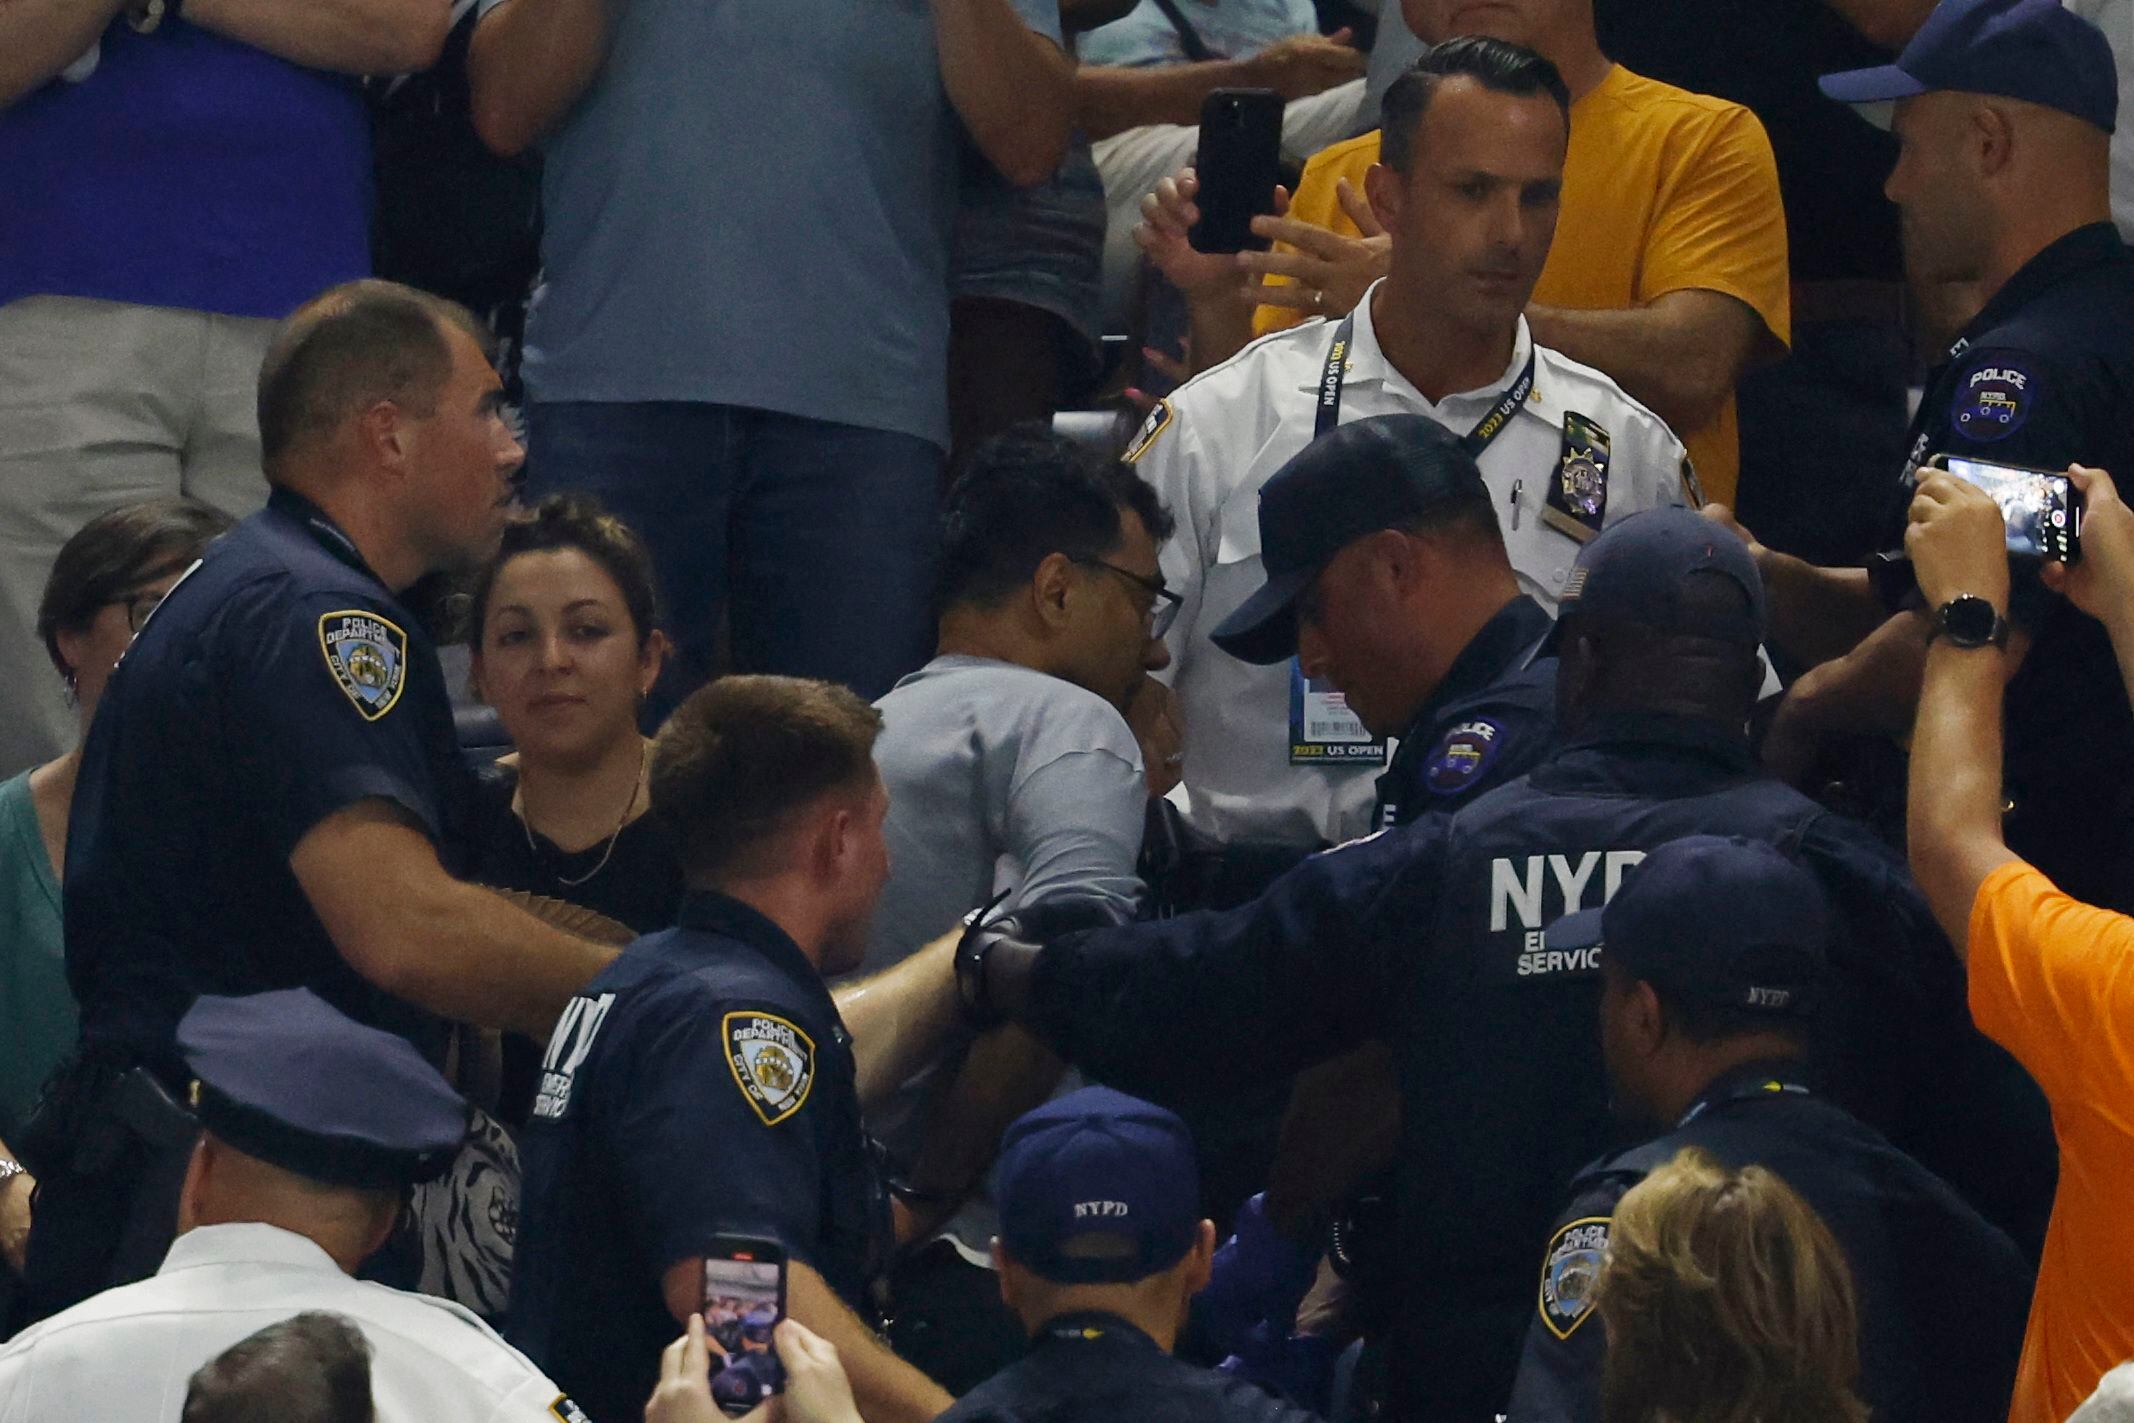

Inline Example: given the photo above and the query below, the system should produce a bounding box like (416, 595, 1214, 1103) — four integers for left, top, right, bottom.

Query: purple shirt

(0, 21, 372, 319)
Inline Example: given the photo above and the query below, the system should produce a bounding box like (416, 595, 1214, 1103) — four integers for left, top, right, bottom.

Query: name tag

(1288, 662, 1387, 767)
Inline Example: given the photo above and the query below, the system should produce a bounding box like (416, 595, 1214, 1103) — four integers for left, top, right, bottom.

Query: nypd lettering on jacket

(534, 992, 616, 1120)
(1488, 849, 1647, 976)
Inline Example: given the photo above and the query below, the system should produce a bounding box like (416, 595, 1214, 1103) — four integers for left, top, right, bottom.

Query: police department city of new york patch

(1122, 398, 1174, 464)
(318, 610, 409, 721)
(724, 1012, 817, 1127)
(548, 1396, 592, 1423)
(1423, 719, 1503, 795)
(1539, 1216, 1611, 1340)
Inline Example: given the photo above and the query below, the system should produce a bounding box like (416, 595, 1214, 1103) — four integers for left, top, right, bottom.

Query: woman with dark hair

(466, 493, 683, 935)
(0, 498, 232, 1276)
(1598, 1148, 1871, 1423)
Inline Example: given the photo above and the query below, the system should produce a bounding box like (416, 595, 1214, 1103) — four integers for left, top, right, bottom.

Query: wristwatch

(1930, 594, 2011, 650)
(954, 920, 1003, 1030)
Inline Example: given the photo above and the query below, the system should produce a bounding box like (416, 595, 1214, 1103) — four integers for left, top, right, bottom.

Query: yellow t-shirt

(1259, 65, 1790, 504)
(1968, 858, 2134, 1423)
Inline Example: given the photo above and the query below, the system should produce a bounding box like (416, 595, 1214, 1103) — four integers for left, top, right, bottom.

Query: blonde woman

(1595, 1149, 1866, 1423)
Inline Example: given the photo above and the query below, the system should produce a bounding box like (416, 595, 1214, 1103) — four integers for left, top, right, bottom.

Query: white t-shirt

(0, 1224, 575, 1423)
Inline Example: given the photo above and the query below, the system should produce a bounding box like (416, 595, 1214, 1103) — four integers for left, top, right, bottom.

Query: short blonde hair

(1598, 1148, 1870, 1423)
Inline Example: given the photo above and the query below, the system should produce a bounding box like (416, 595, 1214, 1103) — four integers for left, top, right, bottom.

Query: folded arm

(1524, 289, 1774, 446)
(187, 0, 449, 74)
(0, 0, 127, 109)
(936, 0, 1072, 186)
(468, 0, 614, 156)
(291, 800, 617, 1038)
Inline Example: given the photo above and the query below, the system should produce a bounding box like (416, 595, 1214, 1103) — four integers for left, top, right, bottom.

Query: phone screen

(1938, 456, 2081, 561)
(702, 1252, 786, 1415)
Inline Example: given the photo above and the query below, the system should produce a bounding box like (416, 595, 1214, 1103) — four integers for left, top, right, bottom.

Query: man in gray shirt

(467, 0, 1074, 714)
(859, 426, 1175, 1390)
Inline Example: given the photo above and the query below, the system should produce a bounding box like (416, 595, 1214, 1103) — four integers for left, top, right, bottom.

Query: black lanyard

(1315, 311, 1536, 456)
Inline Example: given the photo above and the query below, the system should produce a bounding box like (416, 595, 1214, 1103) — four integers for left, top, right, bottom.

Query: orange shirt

(1259, 65, 1790, 504)
(1969, 859, 2134, 1423)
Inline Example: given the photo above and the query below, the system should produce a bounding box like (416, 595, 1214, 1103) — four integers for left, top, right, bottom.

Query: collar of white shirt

(1308, 278, 1542, 418)
(157, 1222, 343, 1279)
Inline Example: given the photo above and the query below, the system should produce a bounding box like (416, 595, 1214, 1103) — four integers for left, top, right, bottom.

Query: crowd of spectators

(4, 0, 2134, 1420)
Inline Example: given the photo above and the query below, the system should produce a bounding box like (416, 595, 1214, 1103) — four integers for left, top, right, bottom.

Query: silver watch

(0, 1158, 24, 1189)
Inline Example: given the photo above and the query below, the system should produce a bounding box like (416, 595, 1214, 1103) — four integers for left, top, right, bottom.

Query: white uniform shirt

(1131, 281, 1691, 848)
(0, 1223, 578, 1423)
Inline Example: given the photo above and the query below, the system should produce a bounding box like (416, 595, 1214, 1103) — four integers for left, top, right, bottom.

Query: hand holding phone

(701, 1238, 788, 1417)
(1190, 89, 1284, 254)
(1930, 454, 2084, 562)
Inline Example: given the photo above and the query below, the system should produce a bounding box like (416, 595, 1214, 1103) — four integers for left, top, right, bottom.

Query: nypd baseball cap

(1555, 507, 1766, 645)
(1209, 414, 1492, 665)
(1818, 0, 2117, 134)
(1545, 836, 1830, 1017)
(995, 1086, 1202, 1285)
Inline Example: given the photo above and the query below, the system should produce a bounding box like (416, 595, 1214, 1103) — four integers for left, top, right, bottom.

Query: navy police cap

(1819, 0, 2117, 134)
(1556, 507, 1766, 645)
(996, 1086, 1202, 1285)
(1210, 415, 1491, 666)
(177, 988, 469, 1190)
(1546, 836, 1830, 1018)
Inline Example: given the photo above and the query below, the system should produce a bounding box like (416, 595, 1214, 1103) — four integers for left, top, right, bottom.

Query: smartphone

(1190, 89, 1284, 254)
(1930, 454, 2084, 562)
(701, 1238, 787, 1416)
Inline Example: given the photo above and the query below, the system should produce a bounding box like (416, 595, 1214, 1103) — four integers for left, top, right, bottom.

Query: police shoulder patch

(1539, 1215, 1611, 1340)
(1951, 353, 2038, 443)
(549, 1396, 592, 1423)
(318, 610, 409, 721)
(1423, 719, 1504, 795)
(1122, 398, 1174, 464)
(724, 1011, 817, 1126)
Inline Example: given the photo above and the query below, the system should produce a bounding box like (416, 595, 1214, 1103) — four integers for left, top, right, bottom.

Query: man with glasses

(848, 425, 1174, 1392)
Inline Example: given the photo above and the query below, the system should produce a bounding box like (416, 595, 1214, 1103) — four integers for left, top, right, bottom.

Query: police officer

(962, 508, 2050, 1420)
(1207, 414, 1558, 832)
(506, 674, 955, 1423)
(1127, 36, 1695, 874)
(1739, 0, 2134, 910)
(1507, 835, 2032, 1423)
(931, 1086, 1320, 1423)
(0, 987, 584, 1421)
(22, 281, 620, 1325)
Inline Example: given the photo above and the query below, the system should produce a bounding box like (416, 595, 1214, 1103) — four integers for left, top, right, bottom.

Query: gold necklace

(520, 742, 649, 889)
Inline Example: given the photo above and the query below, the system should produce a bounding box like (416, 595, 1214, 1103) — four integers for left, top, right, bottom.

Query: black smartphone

(1190, 88, 1284, 255)
(701, 1237, 788, 1416)
(1930, 454, 2084, 562)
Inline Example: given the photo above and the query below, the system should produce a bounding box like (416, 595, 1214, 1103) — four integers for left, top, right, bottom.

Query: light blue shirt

(1077, 0, 1317, 67)
(499, 0, 1061, 449)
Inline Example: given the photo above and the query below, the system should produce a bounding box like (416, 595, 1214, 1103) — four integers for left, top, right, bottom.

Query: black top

(1376, 594, 1557, 829)
(1889, 223, 2134, 912)
(465, 762, 686, 1125)
(936, 1311, 1325, 1423)
(465, 762, 685, 934)
(1026, 715, 2053, 1418)
(1594, 0, 1902, 285)
(1507, 1061, 2033, 1423)
(507, 891, 889, 1423)
(65, 487, 470, 1074)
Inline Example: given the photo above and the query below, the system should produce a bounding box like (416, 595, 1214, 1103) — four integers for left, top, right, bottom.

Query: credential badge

(1539, 1216, 1611, 1340)
(318, 610, 409, 721)
(725, 1011, 817, 1126)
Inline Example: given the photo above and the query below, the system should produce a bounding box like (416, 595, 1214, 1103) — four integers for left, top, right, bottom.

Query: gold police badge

(724, 1011, 817, 1126)
(318, 610, 409, 721)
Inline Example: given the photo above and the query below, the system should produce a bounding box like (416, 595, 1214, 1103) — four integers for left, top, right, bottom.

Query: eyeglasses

(118, 589, 167, 634)
(1074, 558, 1182, 640)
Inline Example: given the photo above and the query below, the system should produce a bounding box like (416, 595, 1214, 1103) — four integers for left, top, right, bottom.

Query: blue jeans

(524, 402, 943, 719)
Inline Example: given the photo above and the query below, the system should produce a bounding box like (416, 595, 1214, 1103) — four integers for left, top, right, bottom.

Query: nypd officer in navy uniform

(22, 281, 619, 1325)
(1727, 0, 2134, 912)
(1209, 414, 1559, 834)
(1507, 835, 2032, 1423)
(508, 675, 960, 1423)
(961, 508, 2051, 1421)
